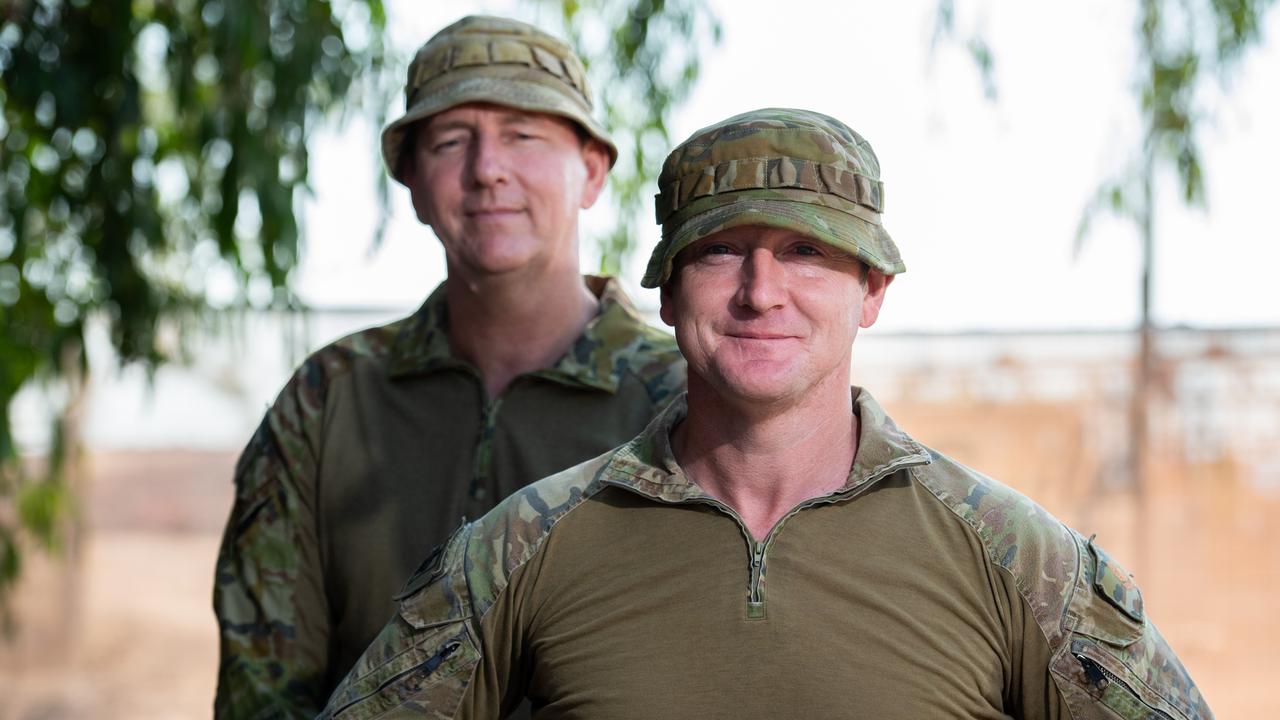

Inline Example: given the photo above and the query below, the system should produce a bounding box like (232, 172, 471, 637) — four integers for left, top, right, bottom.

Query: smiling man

(318, 109, 1211, 719)
(211, 17, 684, 719)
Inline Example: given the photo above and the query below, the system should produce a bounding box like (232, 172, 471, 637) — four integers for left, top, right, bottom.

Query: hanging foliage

(0, 0, 389, 607)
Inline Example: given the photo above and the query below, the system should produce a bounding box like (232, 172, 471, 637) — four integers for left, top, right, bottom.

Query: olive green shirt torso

(486, 480, 1046, 719)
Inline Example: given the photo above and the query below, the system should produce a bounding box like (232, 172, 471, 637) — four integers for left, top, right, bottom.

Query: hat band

(659, 187, 884, 243)
(655, 156, 883, 224)
(407, 36, 589, 110)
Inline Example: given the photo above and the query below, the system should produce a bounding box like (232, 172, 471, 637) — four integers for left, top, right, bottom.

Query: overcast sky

(296, 0, 1279, 332)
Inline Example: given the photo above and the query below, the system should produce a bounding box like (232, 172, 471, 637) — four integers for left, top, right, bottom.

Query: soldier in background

(320, 108, 1211, 719)
(212, 16, 685, 718)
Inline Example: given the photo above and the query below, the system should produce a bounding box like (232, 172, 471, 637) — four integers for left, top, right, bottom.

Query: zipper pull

(1074, 653, 1110, 691)
(746, 542, 767, 620)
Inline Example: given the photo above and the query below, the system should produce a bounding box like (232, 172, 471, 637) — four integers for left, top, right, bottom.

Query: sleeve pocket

(1052, 535, 1196, 719)
(327, 620, 481, 720)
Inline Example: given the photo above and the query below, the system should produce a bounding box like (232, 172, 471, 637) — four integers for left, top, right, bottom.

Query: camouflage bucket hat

(642, 108, 905, 288)
(381, 15, 617, 183)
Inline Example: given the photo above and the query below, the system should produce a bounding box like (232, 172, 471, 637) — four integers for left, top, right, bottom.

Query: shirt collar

(388, 276, 655, 394)
(603, 388, 932, 502)
(387, 282, 457, 378)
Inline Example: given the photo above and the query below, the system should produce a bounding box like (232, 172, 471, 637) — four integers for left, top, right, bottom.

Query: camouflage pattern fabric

(642, 108, 906, 288)
(381, 15, 616, 182)
(913, 451, 1210, 718)
(319, 389, 1212, 719)
(1087, 535, 1145, 622)
(212, 277, 685, 720)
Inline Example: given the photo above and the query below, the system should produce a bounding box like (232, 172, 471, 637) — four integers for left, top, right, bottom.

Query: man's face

(402, 103, 609, 278)
(660, 225, 892, 406)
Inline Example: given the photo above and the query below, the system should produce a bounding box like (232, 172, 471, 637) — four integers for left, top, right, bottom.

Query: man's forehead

(422, 103, 572, 134)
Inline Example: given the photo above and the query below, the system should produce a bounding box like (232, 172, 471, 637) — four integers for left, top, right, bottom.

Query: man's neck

(673, 374, 859, 541)
(445, 264, 599, 399)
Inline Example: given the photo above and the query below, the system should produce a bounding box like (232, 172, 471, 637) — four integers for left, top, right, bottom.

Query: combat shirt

(212, 277, 686, 719)
(320, 389, 1212, 720)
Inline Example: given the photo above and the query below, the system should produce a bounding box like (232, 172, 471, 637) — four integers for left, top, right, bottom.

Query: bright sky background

(300, 0, 1280, 332)
(17, 0, 1280, 453)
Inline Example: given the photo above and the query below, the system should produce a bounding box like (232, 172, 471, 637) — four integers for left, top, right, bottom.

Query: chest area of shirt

(313, 371, 656, 654)
(314, 371, 655, 512)
(523, 488, 1013, 718)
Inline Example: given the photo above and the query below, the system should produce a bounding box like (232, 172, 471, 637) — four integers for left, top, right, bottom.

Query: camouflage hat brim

(641, 195, 906, 288)
(382, 65, 617, 183)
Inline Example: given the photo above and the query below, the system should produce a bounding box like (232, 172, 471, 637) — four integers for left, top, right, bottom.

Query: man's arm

(213, 362, 331, 719)
(1043, 535, 1212, 719)
(317, 524, 496, 720)
(319, 450, 607, 719)
(1008, 531, 1213, 719)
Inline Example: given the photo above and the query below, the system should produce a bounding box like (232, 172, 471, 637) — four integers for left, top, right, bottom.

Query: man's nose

(466, 133, 509, 187)
(736, 248, 787, 313)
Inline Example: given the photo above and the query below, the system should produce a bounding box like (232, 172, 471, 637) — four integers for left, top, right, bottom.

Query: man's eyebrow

(424, 120, 473, 136)
(497, 112, 553, 128)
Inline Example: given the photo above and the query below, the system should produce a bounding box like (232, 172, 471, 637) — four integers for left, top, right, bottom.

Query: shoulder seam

(906, 463, 1079, 646)
(469, 454, 618, 626)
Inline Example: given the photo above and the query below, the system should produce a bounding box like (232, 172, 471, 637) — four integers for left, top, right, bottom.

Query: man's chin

(708, 371, 806, 407)
(452, 240, 543, 277)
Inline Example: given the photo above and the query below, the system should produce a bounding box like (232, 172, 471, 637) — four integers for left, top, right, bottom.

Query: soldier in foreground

(212, 17, 685, 718)
(319, 109, 1211, 719)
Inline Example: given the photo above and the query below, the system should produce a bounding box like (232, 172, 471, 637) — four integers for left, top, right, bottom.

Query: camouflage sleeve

(318, 524, 486, 720)
(213, 359, 331, 719)
(1039, 534, 1213, 719)
(913, 453, 1211, 720)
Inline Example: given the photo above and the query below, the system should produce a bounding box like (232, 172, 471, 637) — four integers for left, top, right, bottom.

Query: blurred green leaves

(545, 0, 720, 275)
(1077, 0, 1277, 252)
(932, 0, 998, 101)
(0, 0, 388, 607)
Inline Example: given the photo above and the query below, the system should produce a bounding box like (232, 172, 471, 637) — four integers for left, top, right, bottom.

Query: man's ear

(857, 271, 894, 328)
(401, 128, 435, 227)
(659, 282, 676, 327)
(578, 140, 610, 210)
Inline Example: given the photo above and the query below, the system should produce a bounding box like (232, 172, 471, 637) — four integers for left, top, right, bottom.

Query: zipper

(604, 452, 929, 620)
(596, 485, 765, 618)
(1072, 641, 1175, 719)
(747, 451, 933, 604)
(747, 542, 766, 618)
(468, 396, 504, 503)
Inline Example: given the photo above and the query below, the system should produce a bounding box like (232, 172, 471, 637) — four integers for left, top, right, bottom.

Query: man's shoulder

(263, 313, 411, 417)
(300, 315, 408, 381)
(911, 450, 1080, 579)
(616, 320, 681, 362)
(605, 322, 686, 404)
(908, 449, 1211, 719)
(909, 449, 1078, 628)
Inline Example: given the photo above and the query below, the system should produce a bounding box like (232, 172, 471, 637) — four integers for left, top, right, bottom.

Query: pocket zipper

(1073, 650, 1175, 720)
(332, 637, 465, 718)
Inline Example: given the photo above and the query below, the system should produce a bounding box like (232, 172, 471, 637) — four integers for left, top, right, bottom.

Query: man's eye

(793, 244, 822, 256)
(704, 244, 734, 255)
(431, 138, 462, 152)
